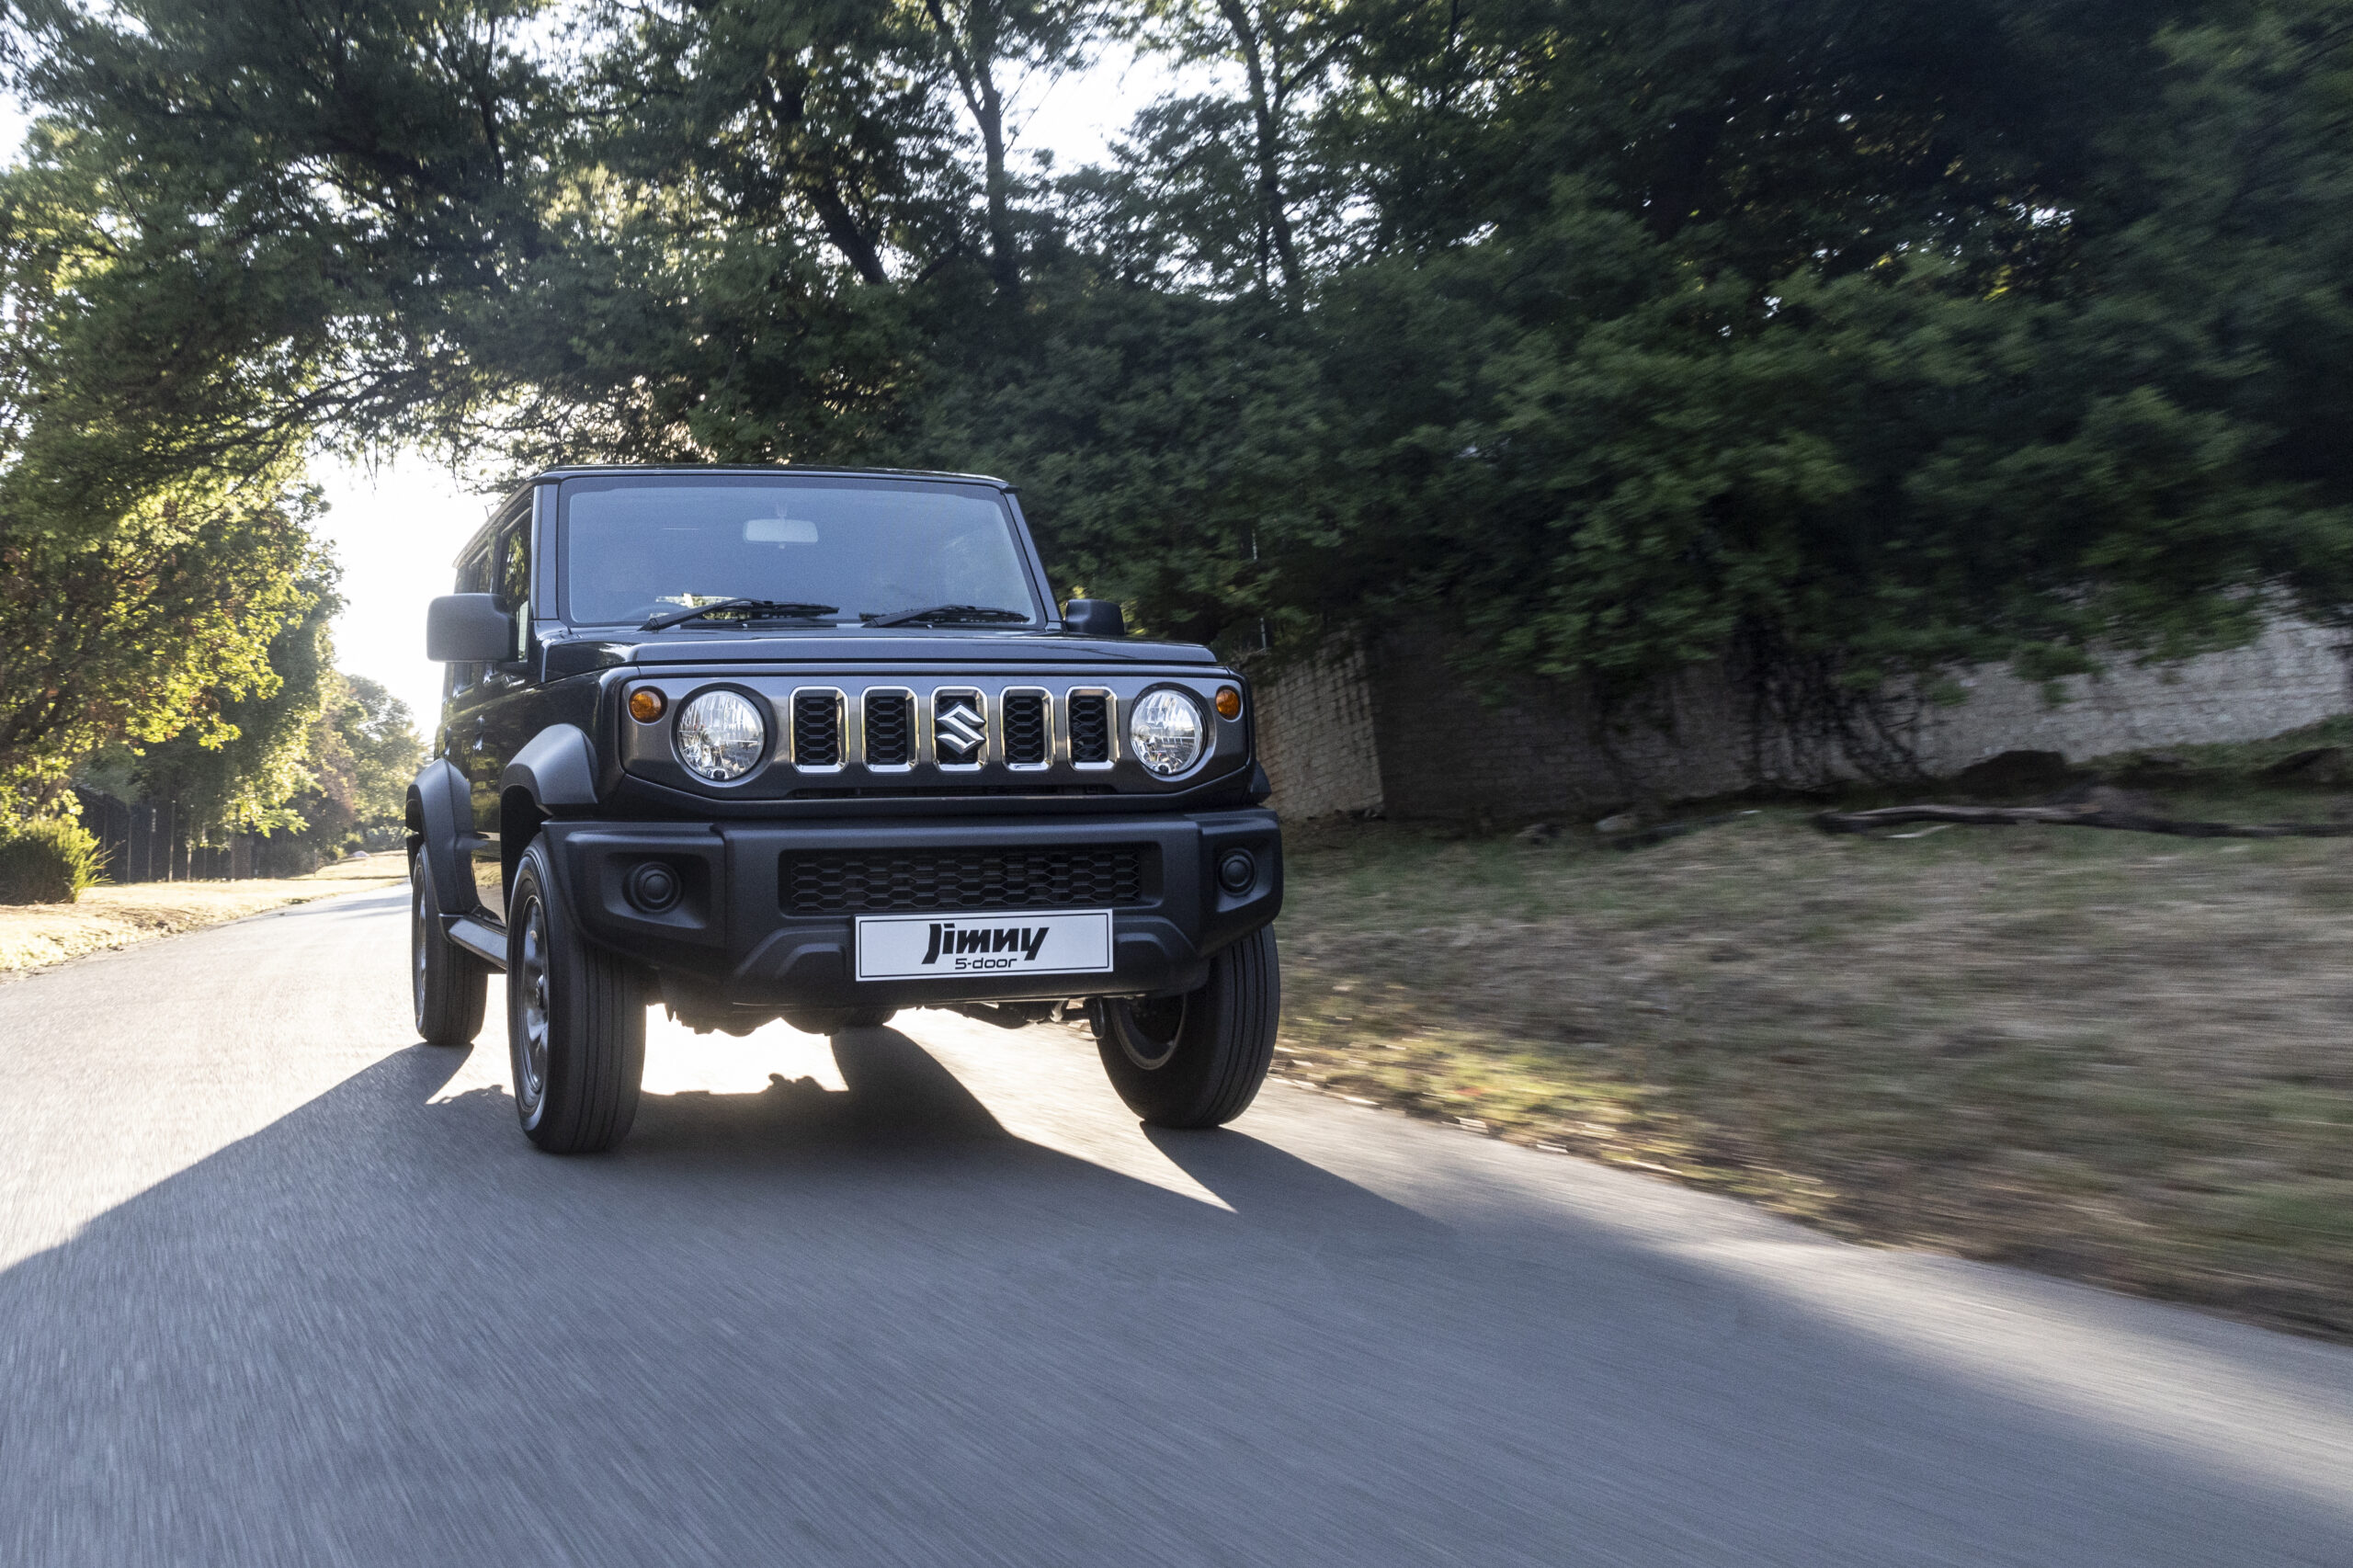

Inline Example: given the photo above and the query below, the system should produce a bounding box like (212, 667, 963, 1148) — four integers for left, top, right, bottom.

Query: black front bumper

(540, 809, 1281, 1013)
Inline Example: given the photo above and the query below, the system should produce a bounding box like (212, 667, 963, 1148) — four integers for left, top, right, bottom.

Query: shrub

(0, 818, 108, 904)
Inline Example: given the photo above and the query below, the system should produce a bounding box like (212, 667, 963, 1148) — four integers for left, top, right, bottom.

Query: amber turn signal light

(628, 687, 668, 722)
(1213, 685, 1243, 720)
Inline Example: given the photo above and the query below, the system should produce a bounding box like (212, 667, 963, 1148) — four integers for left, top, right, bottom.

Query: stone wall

(1915, 618, 2351, 774)
(1364, 643, 1751, 823)
(1248, 644, 1385, 819)
(1252, 619, 2352, 823)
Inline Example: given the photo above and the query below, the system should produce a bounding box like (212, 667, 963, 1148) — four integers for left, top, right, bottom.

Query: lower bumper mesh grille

(782, 846, 1151, 915)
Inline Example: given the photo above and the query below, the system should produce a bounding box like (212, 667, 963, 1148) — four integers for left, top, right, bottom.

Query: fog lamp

(627, 862, 681, 914)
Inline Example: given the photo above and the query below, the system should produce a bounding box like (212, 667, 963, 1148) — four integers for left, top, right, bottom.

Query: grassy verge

(0, 856, 406, 978)
(1274, 752, 2353, 1340)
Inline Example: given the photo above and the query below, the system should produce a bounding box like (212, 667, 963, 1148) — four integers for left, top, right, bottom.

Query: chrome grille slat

(1067, 689, 1113, 767)
(1002, 688, 1049, 768)
(862, 689, 914, 768)
(790, 687, 844, 768)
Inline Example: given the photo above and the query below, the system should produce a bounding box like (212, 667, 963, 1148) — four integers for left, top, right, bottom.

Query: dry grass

(0, 855, 405, 977)
(1274, 795, 2353, 1340)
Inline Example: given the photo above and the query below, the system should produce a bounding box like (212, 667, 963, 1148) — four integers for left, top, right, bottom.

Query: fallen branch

(1607, 811, 1762, 850)
(1814, 804, 2352, 839)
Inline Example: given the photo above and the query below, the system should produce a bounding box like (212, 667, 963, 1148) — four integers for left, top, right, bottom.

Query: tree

(0, 475, 321, 822)
(11, 0, 2352, 792)
(132, 569, 341, 867)
(0, 109, 334, 825)
(253, 672, 425, 872)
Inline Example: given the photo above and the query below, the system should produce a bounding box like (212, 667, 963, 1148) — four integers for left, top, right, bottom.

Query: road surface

(3, 885, 2350, 1566)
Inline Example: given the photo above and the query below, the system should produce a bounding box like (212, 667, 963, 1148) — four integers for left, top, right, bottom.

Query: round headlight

(1129, 689, 1205, 776)
(675, 689, 766, 781)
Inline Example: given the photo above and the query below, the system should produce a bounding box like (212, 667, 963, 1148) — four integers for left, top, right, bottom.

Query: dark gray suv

(408, 466, 1282, 1152)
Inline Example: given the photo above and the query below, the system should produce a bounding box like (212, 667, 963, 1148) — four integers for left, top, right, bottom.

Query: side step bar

(448, 916, 509, 971)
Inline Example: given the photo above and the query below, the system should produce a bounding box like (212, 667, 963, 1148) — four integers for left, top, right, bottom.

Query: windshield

(558, 475, 1041, 628)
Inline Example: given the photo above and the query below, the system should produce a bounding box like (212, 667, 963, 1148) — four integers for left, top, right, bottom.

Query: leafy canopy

(6, 0, 2350, 782)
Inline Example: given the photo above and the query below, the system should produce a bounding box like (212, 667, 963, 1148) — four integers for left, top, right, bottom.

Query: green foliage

(258, 674, 426, 870)
(335, 676, 427, 843)
(0, 40, 349, 829)
(132, 571, 344, 844)
(0, 471, 323, 820)
(0, 817, 107, 905)
(7, 0, 2352, 785)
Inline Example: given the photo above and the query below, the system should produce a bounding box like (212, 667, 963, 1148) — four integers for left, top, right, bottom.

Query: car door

(436, 542, 503, 915)
(466, 499, 546, 921)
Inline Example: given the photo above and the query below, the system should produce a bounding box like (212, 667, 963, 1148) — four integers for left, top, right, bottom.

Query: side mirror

(1063, 598, 1126, 638)
(426, 594, 516, 663)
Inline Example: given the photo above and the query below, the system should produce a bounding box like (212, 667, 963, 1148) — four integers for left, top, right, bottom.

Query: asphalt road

(4, 885, 2352, 1567)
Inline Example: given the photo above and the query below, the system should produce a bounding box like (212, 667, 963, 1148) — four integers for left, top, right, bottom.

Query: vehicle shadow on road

(1139, 1124, 1452, 1241)
(9, 1028, 2353, 1567)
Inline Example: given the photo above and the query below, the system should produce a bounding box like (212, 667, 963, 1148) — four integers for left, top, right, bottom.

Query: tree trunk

(925, 0, 1023, 298)
(760, 78, 892, 285)
(975, 72, 1020, 297)
(1216, 0, 1302, 299)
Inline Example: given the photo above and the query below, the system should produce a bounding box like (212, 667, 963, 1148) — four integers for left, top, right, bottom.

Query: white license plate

(854, 909, 1115, 981)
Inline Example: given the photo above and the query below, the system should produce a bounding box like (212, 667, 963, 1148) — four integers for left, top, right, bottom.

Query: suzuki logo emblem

(935, 698, 985, 761)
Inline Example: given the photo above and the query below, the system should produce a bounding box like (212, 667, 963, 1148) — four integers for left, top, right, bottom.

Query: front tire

(507, 839, 645, 1153)
(1096, 926, 1279, 1128)
(411, 859, 486, 1046)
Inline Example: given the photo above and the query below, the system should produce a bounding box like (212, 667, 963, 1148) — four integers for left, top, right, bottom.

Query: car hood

(544, 629, 1221, 677)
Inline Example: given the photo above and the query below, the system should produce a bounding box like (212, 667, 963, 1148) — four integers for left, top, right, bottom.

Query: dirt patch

(1274, 806, 2353, 1341)
(0, 857, 406, 977)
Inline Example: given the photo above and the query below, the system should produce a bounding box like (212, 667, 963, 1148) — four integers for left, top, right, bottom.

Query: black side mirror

(1063, 598, 1125, 638)
(426, 594, 516, 662)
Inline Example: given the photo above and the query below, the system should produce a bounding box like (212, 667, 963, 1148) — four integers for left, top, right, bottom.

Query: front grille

(782, 846, 1151, 915)
(863, 690, 912, 766)
(1003, 691, 1048, 766)
(793, 690, 842, 767)
(1068, 692, 1111, 764)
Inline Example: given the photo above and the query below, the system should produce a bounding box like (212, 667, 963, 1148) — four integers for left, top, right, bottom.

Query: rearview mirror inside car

(426, 594, 517, 663)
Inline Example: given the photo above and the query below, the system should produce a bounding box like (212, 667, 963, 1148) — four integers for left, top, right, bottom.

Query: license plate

(854, 909, 1115, 981)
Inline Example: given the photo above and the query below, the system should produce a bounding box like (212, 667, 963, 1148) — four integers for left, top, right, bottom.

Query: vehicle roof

(530, 463, 1013, 486)
(456, 463, 1017, 567)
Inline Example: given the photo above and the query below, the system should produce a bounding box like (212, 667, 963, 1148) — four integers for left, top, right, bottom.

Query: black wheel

(507, 839, 646, 1153)
(411, 859, 486, 1046)
(1096, 926, 1279, 1129)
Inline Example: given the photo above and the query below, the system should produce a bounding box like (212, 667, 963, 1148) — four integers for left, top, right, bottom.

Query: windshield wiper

(640, 598, 839, 631)
(863, 604, 1031, 628)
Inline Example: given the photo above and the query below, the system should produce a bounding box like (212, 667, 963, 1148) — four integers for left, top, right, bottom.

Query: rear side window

(495, 523, 529, 612)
